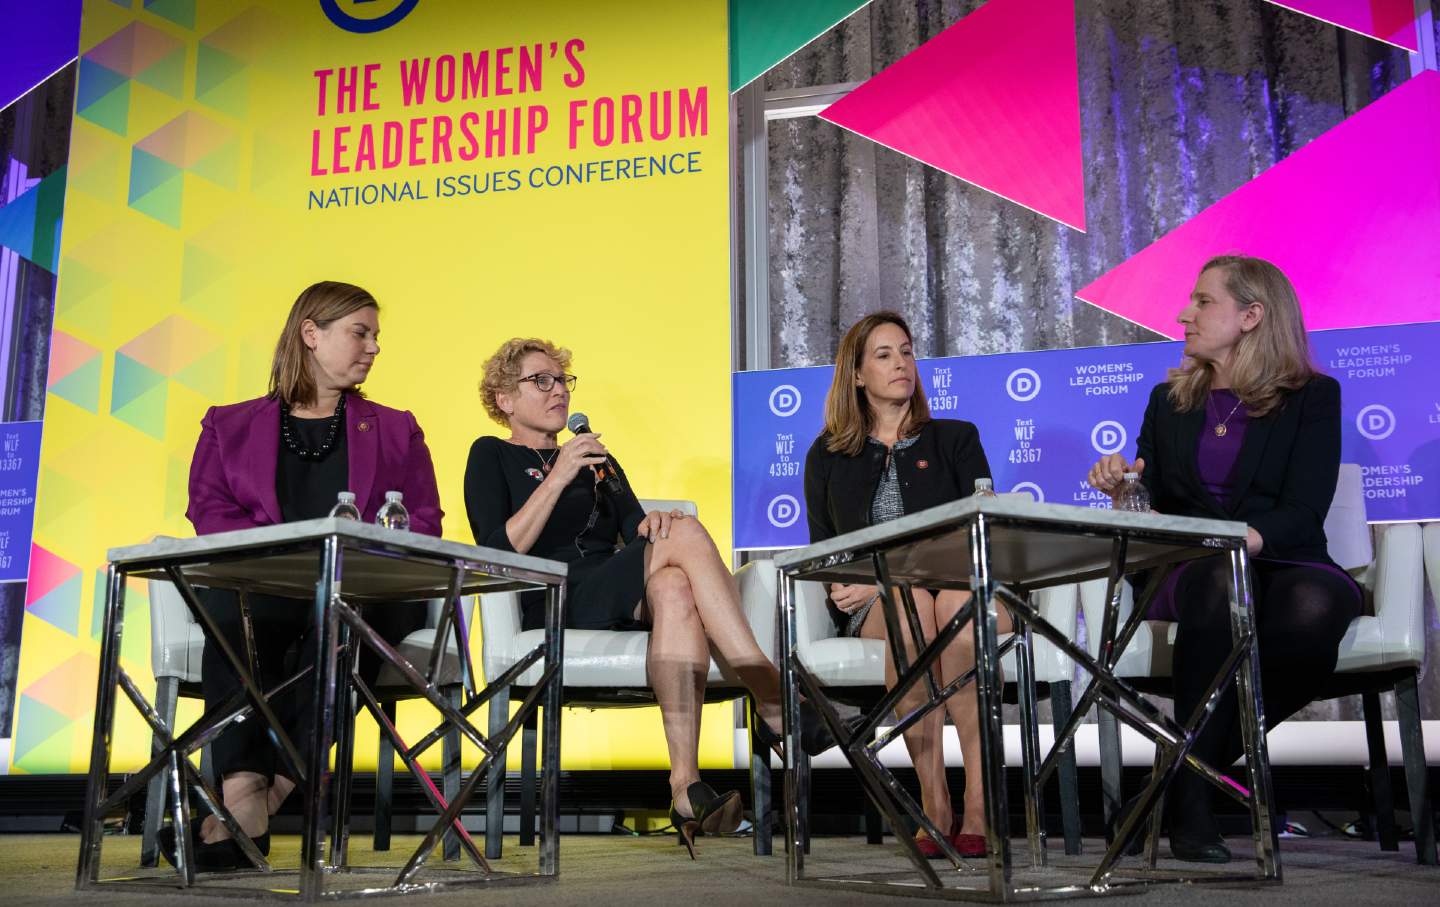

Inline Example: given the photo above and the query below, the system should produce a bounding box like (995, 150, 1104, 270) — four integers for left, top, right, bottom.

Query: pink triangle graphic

(1265, 1, 1418, 52)
(25, 545, 81, 607)
(1077, 71, 1440, 338)
(819, 0, 1084, 230)
(47, 331, 101, 386)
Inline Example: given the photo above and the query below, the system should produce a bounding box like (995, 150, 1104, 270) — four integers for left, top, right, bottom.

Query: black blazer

(1135, 374, 1342, 564)
(803, 419, 992, 631)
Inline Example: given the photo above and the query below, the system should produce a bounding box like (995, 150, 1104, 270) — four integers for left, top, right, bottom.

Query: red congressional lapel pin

(916, 459, 929, 469)
(525, 468, 544, 481)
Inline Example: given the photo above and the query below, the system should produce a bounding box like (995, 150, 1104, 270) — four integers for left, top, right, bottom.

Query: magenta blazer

(185, 392, 444, 537)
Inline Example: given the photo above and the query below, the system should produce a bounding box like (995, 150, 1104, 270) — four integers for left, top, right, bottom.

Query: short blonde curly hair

(479, 338, 573, 427)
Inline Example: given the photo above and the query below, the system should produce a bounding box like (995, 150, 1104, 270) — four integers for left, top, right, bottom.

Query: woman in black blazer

(1087, 255, 1361, 863)
(804, 312, 996, 859)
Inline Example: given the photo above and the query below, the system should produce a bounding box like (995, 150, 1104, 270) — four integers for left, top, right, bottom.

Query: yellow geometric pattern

(14, 1, 733, 774)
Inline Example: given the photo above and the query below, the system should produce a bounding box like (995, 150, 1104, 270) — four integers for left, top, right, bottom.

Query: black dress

(463, 436, 649, 631)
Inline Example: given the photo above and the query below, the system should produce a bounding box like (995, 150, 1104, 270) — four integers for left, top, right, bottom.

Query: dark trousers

(1167, 556, 1362, 831)
(199, 589, 426, 782)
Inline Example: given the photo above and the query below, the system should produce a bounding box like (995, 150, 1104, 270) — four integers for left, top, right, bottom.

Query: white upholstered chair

(478, 499, 781, 857)
(139, 580, 474, 864)
(760, 562, 1085, 855)
(1079, 464, 1435, 864)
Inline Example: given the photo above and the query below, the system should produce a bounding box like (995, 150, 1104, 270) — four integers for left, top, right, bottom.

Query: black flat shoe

(159, 817, 270, 872)
(157, 817, 206, 869)
(1169, 829, 1231, 864)
(668, 782, 742, 859)
(193, 832, 271, 873)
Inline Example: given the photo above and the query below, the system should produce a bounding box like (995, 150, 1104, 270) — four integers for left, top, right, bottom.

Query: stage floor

(8, 832, 1436, 905)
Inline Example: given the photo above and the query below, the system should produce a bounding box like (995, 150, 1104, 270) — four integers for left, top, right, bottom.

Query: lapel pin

(916, 459, 929, 469)
(357, 421, 370, 432)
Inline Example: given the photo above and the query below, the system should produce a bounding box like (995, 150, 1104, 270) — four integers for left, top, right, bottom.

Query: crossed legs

(636, 517, 782, 813)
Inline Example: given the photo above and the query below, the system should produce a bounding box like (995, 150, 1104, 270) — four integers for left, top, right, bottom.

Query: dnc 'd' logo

(322, 0, 420, 34)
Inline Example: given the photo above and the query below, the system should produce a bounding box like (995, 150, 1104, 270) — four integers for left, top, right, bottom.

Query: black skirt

(520, 539, 651, 631)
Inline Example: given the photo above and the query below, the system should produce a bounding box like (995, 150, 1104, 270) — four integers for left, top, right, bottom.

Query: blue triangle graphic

(0, 182, 39, 261)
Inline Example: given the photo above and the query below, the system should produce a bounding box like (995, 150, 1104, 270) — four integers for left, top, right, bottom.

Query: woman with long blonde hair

(1087, 255, 1361, 862)
(803, 311, 997, 858)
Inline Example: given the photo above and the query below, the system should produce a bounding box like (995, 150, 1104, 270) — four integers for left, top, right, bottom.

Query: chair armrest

(794, 579, 836, 646)
(1425, 522, 1440, 627)
(638, 498, 698, 517)
(148, 579, 198, 679)
(479, 591, 522, 683)
(1028, 583, 1078, 683)
(736, 559, 779, 664)
(1371, 522, 1426, 666)
(1078, 577, 1135, 659)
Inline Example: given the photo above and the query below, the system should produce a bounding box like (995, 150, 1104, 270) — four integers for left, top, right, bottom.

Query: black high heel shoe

(754, 700, 853, 757)
(668, 782, 743, 859)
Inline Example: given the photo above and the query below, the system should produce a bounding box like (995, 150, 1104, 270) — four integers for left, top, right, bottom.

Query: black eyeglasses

(518, 373, 578, 392)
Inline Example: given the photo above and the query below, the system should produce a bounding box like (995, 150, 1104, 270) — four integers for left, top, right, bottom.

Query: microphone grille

(567, 412, 590, 434)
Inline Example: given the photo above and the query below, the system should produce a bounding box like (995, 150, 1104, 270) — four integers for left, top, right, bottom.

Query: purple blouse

(1144, 390, 1360, 621)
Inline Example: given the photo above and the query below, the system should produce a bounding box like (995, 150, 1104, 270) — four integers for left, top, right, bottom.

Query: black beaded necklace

(280, 394, 345, 460)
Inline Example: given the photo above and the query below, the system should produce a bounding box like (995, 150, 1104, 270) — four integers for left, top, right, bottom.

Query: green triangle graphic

(730, 0, 872, 91)
(48, 354, 102, 413)
(112, 351, 167, 411)
(56, 259, 116, 337)
(112, 378, 170, 439)
(129, 148, 182, 203)
(31, 168, 67, 275)
(136, 45, 186, 98)
(180, 241, 229, 300)
(77, 58, 127, 111)
(196, 44, 247, 117)
(27, 574, 83, 636)
(77, 81, 132, 135)
(171, 347, 226, 400)
(128, 168, 185, 229)
(144, 0, 196, 29)
(190, 139, 240, 190)
(12, 695, 75, 770)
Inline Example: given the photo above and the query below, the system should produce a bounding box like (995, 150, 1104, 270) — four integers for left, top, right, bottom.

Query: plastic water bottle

(973, 478, 997, 498)
(376, 490, 410, 530)
(1113, 473, 1151, 513)
(328, 491, 361, 521)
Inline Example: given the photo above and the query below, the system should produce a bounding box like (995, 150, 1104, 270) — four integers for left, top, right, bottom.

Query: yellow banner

(12, 0, 731, 773)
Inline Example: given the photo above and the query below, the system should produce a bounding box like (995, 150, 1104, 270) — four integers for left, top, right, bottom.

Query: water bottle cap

(385, 490, 403, 502)
(1123, 472, 1139, 480)
(337, 492, 355, 503)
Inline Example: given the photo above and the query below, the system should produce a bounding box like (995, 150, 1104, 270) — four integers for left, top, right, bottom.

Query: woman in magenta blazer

(167, 280, 443, 872)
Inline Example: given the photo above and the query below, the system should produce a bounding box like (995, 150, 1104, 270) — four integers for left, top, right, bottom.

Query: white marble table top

(775, 496, 1247, 588)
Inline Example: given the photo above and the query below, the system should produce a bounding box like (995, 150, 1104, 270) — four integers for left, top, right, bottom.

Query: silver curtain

(745, 0, 1439, 720)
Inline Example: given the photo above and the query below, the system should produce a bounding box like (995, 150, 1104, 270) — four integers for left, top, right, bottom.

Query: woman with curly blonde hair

(463, 338, 834, 857)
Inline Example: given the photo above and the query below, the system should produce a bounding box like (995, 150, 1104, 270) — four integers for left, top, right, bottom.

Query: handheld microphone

(567, 412, 625, 497)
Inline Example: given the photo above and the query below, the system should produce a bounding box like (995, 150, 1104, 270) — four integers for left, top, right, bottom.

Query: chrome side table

(775, 497, 1277, 900)
(76, 519, 567, 900)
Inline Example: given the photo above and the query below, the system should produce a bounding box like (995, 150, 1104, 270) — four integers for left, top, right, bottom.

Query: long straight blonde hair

(1167, 255, 1317, 417)
(268, 281, 378, 408)
(823, 311, 931, 456)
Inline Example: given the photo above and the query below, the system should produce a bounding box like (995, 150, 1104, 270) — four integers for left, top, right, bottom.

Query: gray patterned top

(845, 434, 919, 637)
